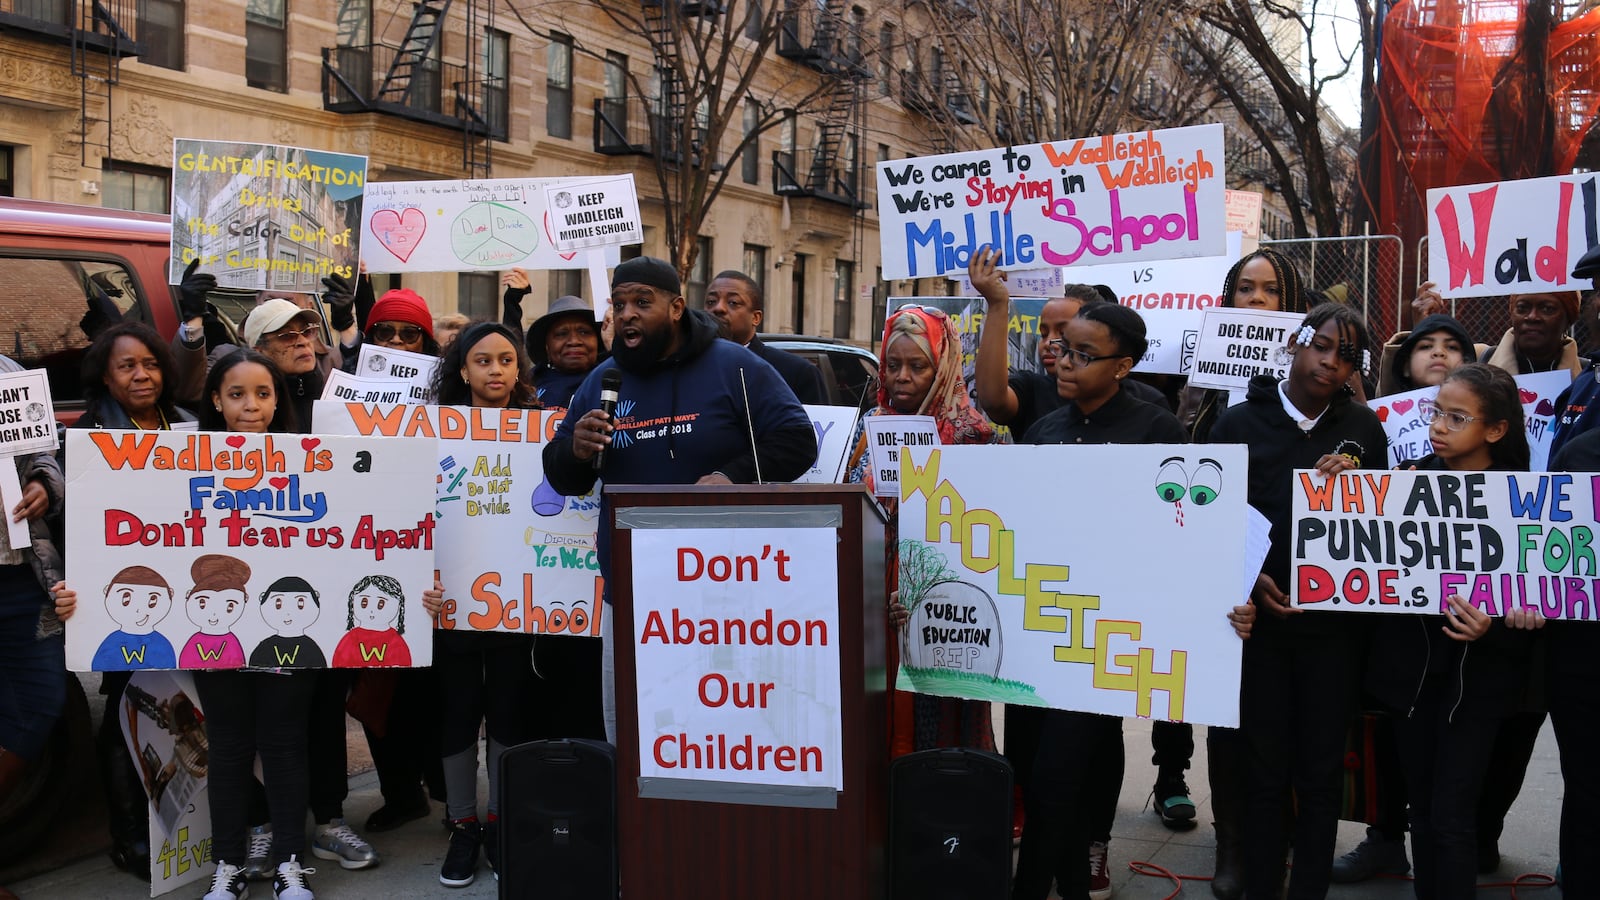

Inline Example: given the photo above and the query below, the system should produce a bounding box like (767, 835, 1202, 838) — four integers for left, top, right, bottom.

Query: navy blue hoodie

(543, 309, 817, 600)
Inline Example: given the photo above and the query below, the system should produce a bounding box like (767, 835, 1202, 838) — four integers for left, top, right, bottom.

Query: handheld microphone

(593, 369, 623, 471)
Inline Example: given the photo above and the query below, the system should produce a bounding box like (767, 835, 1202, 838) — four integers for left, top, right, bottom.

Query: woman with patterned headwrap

(846, 305, 999, 756)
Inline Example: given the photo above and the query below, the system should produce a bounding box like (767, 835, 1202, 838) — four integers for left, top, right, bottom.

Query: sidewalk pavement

(11, 716, 1565, 899)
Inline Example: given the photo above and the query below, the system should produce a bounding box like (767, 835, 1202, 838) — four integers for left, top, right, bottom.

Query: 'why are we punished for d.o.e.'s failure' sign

(875, 124, 1226, 281)
(1293, 468, 1600, 620)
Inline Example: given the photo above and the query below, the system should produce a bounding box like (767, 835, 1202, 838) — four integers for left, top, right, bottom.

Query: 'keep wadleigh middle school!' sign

(1293, 468, 1600, 620)
(895, 444, 1248, 726)
(64, 430, 437, 671)
(315, 402, 603, 637)
(875, 124, 1226, 281)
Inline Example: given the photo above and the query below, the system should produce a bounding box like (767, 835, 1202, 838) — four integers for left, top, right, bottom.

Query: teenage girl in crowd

(70, 321, 199, 879)
(1180, 247, 1311, 442)
(1366, 363, 1545, 899)
(1331, 308, 1473, 884)
(427, 322, 541, 888)
(1205, 303, 1389, 900)
(997, 297, 1252, 900)
(846, 305, 999, 756)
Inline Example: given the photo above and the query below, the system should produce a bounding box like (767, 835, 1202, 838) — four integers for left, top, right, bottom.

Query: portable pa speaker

(888, 747, 1014, 900)
(497, 738, 618, 900)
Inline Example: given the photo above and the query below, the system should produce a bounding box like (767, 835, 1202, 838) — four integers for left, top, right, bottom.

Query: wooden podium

(607, 484, 888, 900)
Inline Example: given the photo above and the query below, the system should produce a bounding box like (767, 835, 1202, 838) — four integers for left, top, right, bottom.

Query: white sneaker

(271, 855, 316, 900)
(244, 824, 273, 880)
(202, 861, 249, 900)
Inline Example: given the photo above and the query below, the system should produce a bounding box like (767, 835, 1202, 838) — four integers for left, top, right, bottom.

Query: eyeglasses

(268, 324, 318, 346)
(1048, 340, 1122, 368)
(371, 323, 424, 343)
(1418, 406, 1480, 431)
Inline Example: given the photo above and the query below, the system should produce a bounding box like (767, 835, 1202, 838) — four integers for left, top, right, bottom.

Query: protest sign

(64, 430, 437, 670)
(632, 526, 844, 798)
(355, 343, 438, 402)
(321, 368, 415, 405)
(864, 415, 938, 499)
(950, 268, 1067, 297)
(1225, 189, 1263, 253)
(1072, 230, 1243, 374)
(548, 175, 643, 251)
(1427, 172, 1600, 299)
(170, 139, 367, 291)
(796, 405, 859, 484)
(1293, 468, 1600, 621)
(895, 444, 1247, 725)
(1186, 307, 1304, 392)
(0, 368, 57, 455)
(314, 401, 602, 636)
(361, 177, 627, 273)
(875, 125, 1226, 280)
(120, 671, 213, 895)
(1371, 370, 1573, 469)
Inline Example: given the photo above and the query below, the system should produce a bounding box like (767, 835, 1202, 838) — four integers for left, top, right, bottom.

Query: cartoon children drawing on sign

(332, 574, 412, 667)
(91, 565, 178, 670)
(249, 576, 327, 669)
(178, 554, 250, 669)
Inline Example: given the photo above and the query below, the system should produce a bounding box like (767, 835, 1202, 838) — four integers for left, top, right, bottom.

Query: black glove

(321, 273, 356, 332)
(178, 258, 216, 322)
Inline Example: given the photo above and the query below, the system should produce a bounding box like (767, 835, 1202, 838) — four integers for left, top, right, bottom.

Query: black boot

(1208, 747, 1243, 900)
(98, 707, 150, 880)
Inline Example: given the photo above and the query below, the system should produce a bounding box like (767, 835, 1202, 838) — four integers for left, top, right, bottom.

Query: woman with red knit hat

(340, 288, 441, 373)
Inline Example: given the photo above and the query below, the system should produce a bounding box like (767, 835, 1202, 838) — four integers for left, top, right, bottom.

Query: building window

(776, 115, 796, 189)
(742, 245, 767, 297)
(832, 260, 853, 339)
(841, 133, 858, 198)
(138, 0, 185, 70)
(741, 100, 760, 185)
(458, 272, 498, 320)
(0, 147, 12, 198)
(548, 270, 583, 305)
(546, 33, 573, 139)
(687, 237, 712, 308)
(846, 7, 864, 63)
(603, 51, 627, 134)
(336, 0, 369, 44)
(102, 161, 170, 214)
(245, 0, 287, 92)
(744, 0, 763, 41)
(482, 28, 510, 136)
(877, 24, 894, 96)
(871, 266, 885, 350)
(791, 253, 808, 334)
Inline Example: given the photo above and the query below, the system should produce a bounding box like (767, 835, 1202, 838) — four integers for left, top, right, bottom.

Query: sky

(1307, 0, 1366, 130)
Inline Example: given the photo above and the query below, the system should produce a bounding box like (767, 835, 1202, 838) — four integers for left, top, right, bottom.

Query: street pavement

(9, 714, 1564, 899)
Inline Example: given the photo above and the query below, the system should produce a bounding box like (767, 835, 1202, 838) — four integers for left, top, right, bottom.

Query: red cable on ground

(1126, 861, 1557, 900)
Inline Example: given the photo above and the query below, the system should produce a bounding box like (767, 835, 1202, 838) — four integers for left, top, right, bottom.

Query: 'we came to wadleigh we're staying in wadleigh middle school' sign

(875, 124, 1226, 281)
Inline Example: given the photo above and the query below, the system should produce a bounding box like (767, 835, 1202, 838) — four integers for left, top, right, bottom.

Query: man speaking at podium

(543, 255, 817, 742)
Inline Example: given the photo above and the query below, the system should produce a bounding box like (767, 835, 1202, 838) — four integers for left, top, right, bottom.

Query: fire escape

(773, 0, 869, 209)
(0, 0, 141, 164)
(593, 0, 721, 161)
(321, 0, 502, 177)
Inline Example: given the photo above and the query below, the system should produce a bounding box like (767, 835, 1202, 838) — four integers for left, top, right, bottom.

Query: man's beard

(610, 320, 676, 372)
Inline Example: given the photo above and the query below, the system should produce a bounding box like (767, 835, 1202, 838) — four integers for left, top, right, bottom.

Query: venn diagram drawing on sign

(369, 202, 543, 266)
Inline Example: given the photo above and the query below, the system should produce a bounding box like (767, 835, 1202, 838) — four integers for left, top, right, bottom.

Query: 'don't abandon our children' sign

(64, 430, 438, 671)
(1293, 468, 1600, 620)
(895, 444, 1248, 727)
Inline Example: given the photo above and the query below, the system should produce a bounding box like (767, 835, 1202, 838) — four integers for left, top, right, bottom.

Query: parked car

(762, 334, 878, 412)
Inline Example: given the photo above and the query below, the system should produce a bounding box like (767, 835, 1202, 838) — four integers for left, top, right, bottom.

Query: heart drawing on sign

(1537, 399, 1556, 416)
(1392, 399, 1414, 415)
(543, 211, 579, 261)
(269, 477, 290, 490)
(370, 208, 427, 263)
(1375, 405, 1390, 423)
(225, 435, 247, 448)
(1520, 389, 1538, 405)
